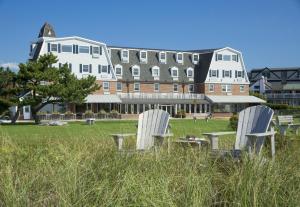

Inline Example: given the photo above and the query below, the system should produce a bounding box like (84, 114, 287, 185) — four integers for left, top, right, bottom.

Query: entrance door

(23, 105, 31, 120)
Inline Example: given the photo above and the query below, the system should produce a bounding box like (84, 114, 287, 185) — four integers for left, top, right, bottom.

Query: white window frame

(140, 50, 147, 63)
(232, 54, 238, 62)
(51, 44, 58, 52)
(134, 82, 140, 92)
(115, 64, 123, 76)
(192, 54, 199, 64)
(223, 55, 231, 61)
(237, 71, 243, 78)
(159, 51, 167, 63)
(188, 84, 194, 93)
(221, 84, 232, 92)
(240, 85, 245, 92)
(79, 46, 89, 54)
(132, 65, 140, 77)
(121, 49, 129, 63)
(187, 67, 194, 78)
(171, 67, 179, 78)
(173, 84, 179, 92)
(152, 66, 160, 77)
(61, 45, 72, 53)
(209, 84, 214, 92)
(82, 64, 89, 73)
(103, 82, 110, 91)
(211, 70, 218, 77)
(217, 54, 222, 60)
(224, 70, 230, 78)
(176, 53, 184, 64)
(102, 65, 108, 73)
(116, 82, 122, 91)
(154, 83, 160, 92)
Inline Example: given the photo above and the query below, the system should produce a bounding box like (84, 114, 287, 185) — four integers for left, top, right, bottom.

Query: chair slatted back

(277, 115, 293, 125)
(136, 109, 170, 150)
(235, 105, 274, 150)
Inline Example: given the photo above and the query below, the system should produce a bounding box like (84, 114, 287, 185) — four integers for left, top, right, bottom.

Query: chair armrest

(203, 131, 236, 137)
(110, 133, 136, 138)
(246, 131, 276, 138)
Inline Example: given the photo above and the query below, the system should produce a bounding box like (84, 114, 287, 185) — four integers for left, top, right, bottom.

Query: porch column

(175, 104, 178, 114)
(131, 104, 134, 114)
(204, 104, 207, 113)
(143, 104, 146, 112)
(189, 104, 191, 114)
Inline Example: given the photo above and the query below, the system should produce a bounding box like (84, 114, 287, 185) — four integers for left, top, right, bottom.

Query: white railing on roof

(266, 93, 300, 99)
(118, 93, 205, 100)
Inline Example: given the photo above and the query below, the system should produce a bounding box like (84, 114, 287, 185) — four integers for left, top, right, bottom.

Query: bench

(277, 115, 300, 136)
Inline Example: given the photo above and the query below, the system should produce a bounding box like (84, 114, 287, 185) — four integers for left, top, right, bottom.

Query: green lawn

(0, 119, 299, 206)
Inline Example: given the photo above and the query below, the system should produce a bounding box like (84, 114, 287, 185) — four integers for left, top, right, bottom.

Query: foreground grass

(0, 119, 299, 206)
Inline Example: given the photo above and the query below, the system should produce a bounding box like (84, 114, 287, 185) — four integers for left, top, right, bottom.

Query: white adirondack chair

(276, 115, 300, 136)
(203, 105, 276, 158)
(111, 109, 171, 151)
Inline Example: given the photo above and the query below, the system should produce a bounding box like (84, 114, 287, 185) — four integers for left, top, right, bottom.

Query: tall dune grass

(0, 120, 299, 206)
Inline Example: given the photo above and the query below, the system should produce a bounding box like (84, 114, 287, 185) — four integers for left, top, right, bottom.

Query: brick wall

(196, 83, 249, 95)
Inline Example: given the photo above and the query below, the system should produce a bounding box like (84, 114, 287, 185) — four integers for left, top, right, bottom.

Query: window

(221, 84, 232, 92)
(187, 68, 194, 77)
(210, 70, 218, 77)
(154, 83, 160, 92)
(232, 55, 238, 62)
(116, 82, 122, 91)
(102, 65, 108, 73)
(173, 84, 179, 92)
(223, 70, 231, 78)
(159, 52, 166, 63)
(192, 54, 199, 63)
(209, 84, 214, 92)
(236, 71, 244, 78)
(121, 49, 129, 62)
(171, 67, 178, 77)
(188, 84, 194, 92)
(51, 44, 58, 52)
(92, 47, 100, 54)
(152, 66, 160, 77)
(223, 55, 231, 61)
(217, 54, 222, 60)
(240, 85, 245, 92)
(176, 53, 183, 63)
(82, 65, 89, 73)
(140, 50, 147, 63)
(79, 46, 89, 53)
(132, 65, 140, 77)
(61, 45, 72, 53)
(103, 82, 110, 91)
(134, 83, 140, 91)
(115, 65, 122, 76)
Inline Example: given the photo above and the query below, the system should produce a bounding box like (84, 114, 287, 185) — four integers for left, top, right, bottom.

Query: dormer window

(232, 54, 238, 62)
(192, 54, 199, 64)
(121, 49, 129, 63)
(171, 67, 179, 78)
(132, 65, 140, 77)
(187, 67, 194, 78)
(115, 64, 123, 76)
(176, 53, 183, 64)
(50, 44, 58, 52)
(152, 66, 160, 77)
(79, 46, 89, 54)
(140, 50, 147, 63)
(159, 51, 166, 63)
(223, 55, 231, 61)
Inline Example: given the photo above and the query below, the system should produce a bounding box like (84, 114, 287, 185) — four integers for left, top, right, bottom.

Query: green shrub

(264, 103, 289, 110)
(84, 110, 94, 115)
(229, 113, 238, 130)
(97, 109, 107, 115)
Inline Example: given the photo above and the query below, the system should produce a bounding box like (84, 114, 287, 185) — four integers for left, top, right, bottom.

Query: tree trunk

(11, 107, 20, 124)
(31, 109, 40, 124)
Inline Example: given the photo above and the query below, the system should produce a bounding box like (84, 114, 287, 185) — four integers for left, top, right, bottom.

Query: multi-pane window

(51, 44, 58, 52)
(193, 54, 199, 63)
(103, 82, 109, 91)
(223, 55, 231, 61)
(210, 70, 218, 77)
(154, 83, 160, 92)
(236, 71, 244, 78)
(152, 66, 160, 77)
(209, 84, 214, 92)
(188, 84, 194, 92)
(217, 54, 222, 60)
(82, 65, 89, 72)
(79, 46, 89, 53)
(92, 47, 100, 54)
(61, 45, 72, 52)
(171, 67, 178, 77)
(232, 55, 238, 62)
(132, 66, 140, 77)
(140, 51, 147, 63)
(240, 85, 245, 92)
(102, 65, 108, 73)
(221, 84, 232, 92)
(159, 52, 166, 63)
(187, 68, 194, 77)
(134, 83, 140, 91)
(176, 53, 183, 63)
(121, 49, 129, 62)
(116, 82, 122, 91)
(173, 84, 179, 92)
(223, 70, 231, 78)
(115, 65, 122, 76)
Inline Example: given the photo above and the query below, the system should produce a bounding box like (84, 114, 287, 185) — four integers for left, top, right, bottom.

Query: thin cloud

(0, 62, 19, 72)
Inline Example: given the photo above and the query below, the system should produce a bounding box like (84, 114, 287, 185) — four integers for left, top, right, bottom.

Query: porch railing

(118, 92, 205, 100)
(266, 93, 300, 99)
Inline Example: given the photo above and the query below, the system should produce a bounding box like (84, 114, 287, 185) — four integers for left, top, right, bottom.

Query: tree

(0, 67, 17, 116)
(16, 53, 99, 123)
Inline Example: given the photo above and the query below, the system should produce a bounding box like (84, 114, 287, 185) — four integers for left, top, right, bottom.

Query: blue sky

(0, 0, 299, 71)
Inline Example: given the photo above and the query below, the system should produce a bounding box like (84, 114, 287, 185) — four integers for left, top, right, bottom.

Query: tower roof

(38, 22, 56, 38)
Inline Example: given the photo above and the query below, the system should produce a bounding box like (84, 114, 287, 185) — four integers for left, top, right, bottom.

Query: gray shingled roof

(251, 67, 300, 72)
(109, 47, 214, 83)
(38, 22, 56, 38)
